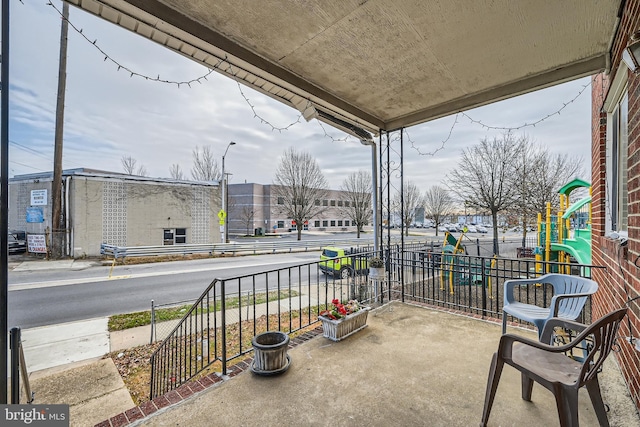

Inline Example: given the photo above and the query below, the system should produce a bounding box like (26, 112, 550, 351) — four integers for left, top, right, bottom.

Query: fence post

(10, 327, 20, 404)
(221, 280, 227, 376)
(476, 239, 480, 256)
(150, 300, 155, 344)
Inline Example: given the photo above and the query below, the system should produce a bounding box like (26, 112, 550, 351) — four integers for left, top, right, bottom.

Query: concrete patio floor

(131, 301, 639, 427)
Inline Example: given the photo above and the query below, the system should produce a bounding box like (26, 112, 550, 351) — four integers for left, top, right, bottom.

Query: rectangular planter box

(319, 307, 370, 342)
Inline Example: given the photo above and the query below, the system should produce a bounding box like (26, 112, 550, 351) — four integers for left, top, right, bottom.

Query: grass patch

(108, 290, 300, 332)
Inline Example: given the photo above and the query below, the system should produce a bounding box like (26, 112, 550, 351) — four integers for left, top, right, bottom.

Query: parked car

(319, 246, 368, 278)
(8, 232, 26, 254)
(466, 225, 477, 233)
(476, 225, 488, 233)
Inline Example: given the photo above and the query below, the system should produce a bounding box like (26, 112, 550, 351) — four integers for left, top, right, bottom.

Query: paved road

(7, 230, 527, 329)
(8, 253, 319, 329)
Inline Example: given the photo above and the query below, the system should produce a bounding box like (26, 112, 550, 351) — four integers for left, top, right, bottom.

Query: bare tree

(447, 134, 522, 255)
(393, 181, 422, 236)
(528, 151, 585, 214)
(238, 206, 255, 236)
(191, 145, 221, 181)
(272, 148, 329, 240)
(121, 155, 148, 176)
(340, 171, 372, 238)
(509, 138, 585, 247)
(170, 163, 185, 180)
(423, 185, 455, 237)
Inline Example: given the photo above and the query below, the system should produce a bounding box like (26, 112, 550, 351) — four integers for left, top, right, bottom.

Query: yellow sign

(219, 219, 225, 225)
(218, 210, 226, 220)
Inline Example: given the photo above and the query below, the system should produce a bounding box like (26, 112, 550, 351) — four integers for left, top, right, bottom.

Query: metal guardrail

(100, 237, 430, 259)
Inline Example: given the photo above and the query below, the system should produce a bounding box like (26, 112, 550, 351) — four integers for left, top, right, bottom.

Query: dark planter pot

(250, 331, 291, 376)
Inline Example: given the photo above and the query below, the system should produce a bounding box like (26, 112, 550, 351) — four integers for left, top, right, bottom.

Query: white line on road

(9, 259, 314, 291)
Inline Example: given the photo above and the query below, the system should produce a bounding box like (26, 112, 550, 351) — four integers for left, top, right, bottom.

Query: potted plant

(369, 257, 385, 279)
(319, 299, 370, 341)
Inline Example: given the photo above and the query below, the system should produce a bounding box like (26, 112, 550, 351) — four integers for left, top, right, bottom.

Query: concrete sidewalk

(12, 317, 135, 426)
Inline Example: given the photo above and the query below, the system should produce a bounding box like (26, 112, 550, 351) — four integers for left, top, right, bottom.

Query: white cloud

(10, 1, 592, 191)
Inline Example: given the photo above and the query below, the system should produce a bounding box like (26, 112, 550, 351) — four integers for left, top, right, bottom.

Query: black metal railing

(10, 327, 33, 404)
(149, 245, 599, 399)
(149, 251, 378, 399)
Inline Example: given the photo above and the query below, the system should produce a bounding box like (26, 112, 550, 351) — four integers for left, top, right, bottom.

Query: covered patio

(120, 302, 637, 426)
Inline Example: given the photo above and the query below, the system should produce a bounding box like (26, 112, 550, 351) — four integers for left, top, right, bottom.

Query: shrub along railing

(149, 245, 600, 399)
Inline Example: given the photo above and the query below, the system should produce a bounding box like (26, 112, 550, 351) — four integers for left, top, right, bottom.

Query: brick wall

(591, 0, 640, 411)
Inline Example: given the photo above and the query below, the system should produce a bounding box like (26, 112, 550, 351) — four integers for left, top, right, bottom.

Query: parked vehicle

(476, 225, 488, 233)
(8, 232, 26, 254)
(319, 246, 368, 278)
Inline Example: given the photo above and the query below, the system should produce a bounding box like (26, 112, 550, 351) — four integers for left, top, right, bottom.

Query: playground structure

(536, 178, 592, 274)
(439, 232, 496, 294)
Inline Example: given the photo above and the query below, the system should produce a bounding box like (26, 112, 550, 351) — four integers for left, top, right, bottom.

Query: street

(8, 252, 319, 329)
(7, 229, 527, 329)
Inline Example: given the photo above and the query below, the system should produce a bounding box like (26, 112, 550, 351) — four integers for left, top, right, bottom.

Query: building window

(337, 220, 343, 226)
(330, 220, 336, 226)
(337, 200, 343, 207)
(330, 200, 336, 206)
(277, 197, 284, 205)
(315, 199, 320, 206)
(606, 74, 629, 233)
(345, 201, 350, 207)
(163, 229, 174, 246)
(323, 199, 328, 206)
(322, 220, 328, 227)
(175, 228, 186, 244)
(314, 220, 320, 227)
(344, 220, 350, 227)
(277, 220, 285, 228)
(163, 228, 187, 245)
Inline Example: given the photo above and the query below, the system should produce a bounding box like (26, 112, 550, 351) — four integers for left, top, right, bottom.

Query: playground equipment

(536, 178, 592, 274)
(440, 232, 496, 294)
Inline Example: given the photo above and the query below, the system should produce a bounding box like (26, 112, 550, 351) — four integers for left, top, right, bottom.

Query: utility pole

(51, 2, 69, 258)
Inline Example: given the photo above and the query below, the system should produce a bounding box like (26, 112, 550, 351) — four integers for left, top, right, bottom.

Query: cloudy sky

(9, 1, 592, 191)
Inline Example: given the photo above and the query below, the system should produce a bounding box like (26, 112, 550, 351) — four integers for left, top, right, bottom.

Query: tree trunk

(356, 226, 361, 238)
(297, 225, 302, 241)
(492, 211, 500, 256)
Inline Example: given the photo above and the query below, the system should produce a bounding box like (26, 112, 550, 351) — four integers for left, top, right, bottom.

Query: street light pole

(221, 141, 236, 243)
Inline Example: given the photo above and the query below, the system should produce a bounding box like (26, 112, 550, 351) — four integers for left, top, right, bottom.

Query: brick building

(591, 0, 640, 410)
(227, 183, 367, 236)
(9, 169, 221, 257)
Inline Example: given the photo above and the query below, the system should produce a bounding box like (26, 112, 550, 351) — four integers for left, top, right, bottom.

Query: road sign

(218, 210, 226, 220)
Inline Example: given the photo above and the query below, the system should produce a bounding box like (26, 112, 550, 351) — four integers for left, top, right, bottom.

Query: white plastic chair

(502, 273, 598, 338)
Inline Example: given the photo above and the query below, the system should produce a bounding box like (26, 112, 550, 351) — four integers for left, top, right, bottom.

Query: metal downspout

(65, 175, 72, 257)
(400, 129, 404, 302)
(360, 139, 378, 254)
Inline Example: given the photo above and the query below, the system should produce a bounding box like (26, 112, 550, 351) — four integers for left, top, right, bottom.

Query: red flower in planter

(320, 299, 361, 320)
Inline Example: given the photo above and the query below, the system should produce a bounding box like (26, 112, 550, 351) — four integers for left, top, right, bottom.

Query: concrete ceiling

(65, 0, 623, 137)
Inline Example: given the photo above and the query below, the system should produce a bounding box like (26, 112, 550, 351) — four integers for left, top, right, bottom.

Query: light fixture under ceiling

(622, 31, 640, 72)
